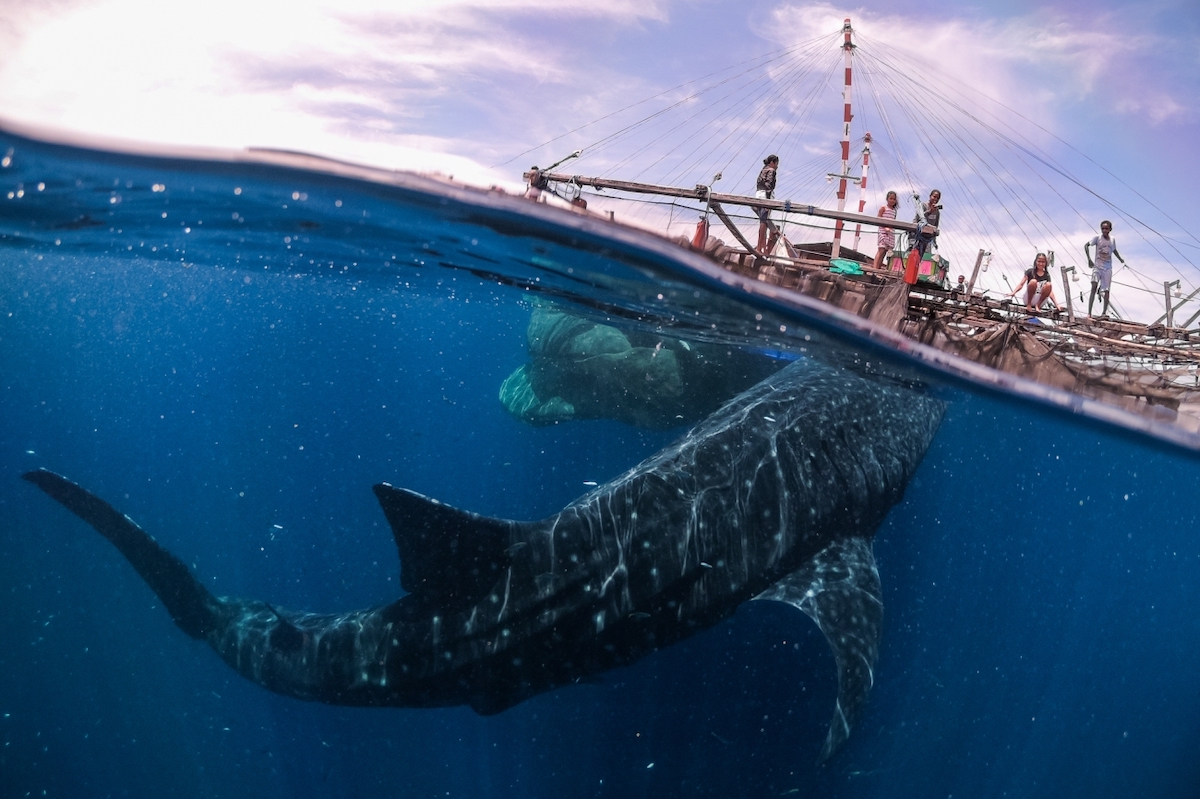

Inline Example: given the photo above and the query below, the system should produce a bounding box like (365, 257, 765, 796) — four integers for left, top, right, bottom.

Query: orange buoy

(903, 249, 920, 284)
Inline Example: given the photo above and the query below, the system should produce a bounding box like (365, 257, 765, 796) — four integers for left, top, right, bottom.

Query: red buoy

(904, 250, 920, 284)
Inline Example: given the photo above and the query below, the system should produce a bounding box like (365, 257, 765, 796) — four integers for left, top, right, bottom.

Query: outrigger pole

(524, 18, 925, 258)
(522, 170, 921, 246)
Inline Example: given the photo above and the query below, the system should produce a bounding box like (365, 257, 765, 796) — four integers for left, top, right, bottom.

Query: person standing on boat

(909, 189, 941, 260)
(901, 189, 941, 284)
(1009, 252, 1054, 312)
(872, 190, 898, 270)
(1084, 220, 1124, 317)
(755, 155, 780, 256)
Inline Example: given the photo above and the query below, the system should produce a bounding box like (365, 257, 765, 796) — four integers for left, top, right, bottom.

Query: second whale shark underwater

(25, 355, 943, 760)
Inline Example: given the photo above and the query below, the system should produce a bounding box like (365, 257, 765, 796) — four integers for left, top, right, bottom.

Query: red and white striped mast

(852, 132, 871, 253)
(830, 17, 855, 261)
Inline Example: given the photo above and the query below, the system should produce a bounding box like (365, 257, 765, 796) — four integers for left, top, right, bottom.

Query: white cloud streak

(767, 2, 1196, 128)
(0, 0, 669, 185)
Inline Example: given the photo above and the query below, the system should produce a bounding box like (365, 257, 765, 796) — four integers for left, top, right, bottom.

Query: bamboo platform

(738, 248, 1200, 361)
(730, 245, 1200, 430)
(523, 168, 1200, 428)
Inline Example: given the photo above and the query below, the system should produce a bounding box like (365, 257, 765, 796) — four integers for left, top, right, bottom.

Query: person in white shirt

(1084, 220, 1125, 317)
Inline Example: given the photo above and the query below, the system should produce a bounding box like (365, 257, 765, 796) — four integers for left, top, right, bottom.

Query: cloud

(1, 0, 1195, 310)
(722, 2, 1200, 307)
(765, 2, 1197, 129)
(0, 0, 670, 186)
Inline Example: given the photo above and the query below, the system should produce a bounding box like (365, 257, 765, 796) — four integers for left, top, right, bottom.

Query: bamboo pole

(965, 248, 985, 303)
(1060, 264, 1075, 324)
(1151, 284, 1200, 326)
(524, 170, 922, 234)
(707, 200, 757, 254)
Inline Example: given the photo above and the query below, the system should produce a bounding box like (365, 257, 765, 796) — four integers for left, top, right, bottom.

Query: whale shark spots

(24, 356, 941, 759)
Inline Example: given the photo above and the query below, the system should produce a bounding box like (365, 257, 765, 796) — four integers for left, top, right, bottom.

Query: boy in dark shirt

(755, 154, 779, 255)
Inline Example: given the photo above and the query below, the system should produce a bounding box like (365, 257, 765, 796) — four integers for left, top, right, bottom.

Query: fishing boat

(518, 18, 1200, 430)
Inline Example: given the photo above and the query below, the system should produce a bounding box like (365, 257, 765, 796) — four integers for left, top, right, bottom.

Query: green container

(829, 258, 864, 275)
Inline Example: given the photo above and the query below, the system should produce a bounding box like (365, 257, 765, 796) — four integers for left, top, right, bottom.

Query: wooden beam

(707, 200, 757, 255)
(525, 170, 923, 233)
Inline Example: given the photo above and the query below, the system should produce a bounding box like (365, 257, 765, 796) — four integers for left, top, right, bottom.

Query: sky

(1, 0, 1198, 319)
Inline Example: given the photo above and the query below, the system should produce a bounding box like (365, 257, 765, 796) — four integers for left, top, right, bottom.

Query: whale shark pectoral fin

(22, 469, 223, 639)
(754, 536, 882, 762)
(372, 484, 517, 606)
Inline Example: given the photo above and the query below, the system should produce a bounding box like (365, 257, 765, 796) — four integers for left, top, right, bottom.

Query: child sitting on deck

(1009, 253, 1055, 313)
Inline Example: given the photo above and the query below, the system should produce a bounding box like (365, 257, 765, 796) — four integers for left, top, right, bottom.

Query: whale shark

(23, 356, 942, 760)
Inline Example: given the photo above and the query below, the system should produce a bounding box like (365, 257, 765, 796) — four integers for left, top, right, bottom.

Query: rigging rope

(491, 32, 837, 168)
(515, 23, 1195, 315)
(855, 31, 1197, 286)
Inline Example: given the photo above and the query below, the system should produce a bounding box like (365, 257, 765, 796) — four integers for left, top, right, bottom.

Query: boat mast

(852, 132, 871, 253)
(831, 17, 856, 260)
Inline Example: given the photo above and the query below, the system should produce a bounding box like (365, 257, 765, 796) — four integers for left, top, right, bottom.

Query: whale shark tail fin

(22, 469, 224, 639)
(755, 535, 883, 762)
(372, 483, 518, 608)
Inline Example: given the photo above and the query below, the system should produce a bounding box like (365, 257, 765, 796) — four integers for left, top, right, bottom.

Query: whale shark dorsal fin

(754, 536, 882, 762)
(372, 484, 516, 606)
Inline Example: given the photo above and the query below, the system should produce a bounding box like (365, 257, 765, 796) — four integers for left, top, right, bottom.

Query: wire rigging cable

(491, 32, 836, 169)
(510, 22, 1194, 306)
(854, 32, 1196, 281)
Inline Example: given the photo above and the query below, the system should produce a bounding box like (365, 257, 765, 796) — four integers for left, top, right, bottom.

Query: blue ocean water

(1, 130, 1198, 799)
